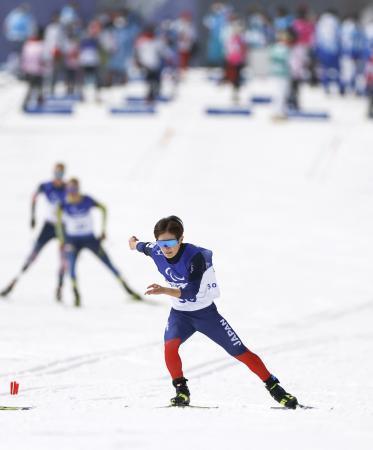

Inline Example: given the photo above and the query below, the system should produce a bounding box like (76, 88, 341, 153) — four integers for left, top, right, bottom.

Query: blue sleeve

(38, 183, 45, 193)
(179, 252, 206, 301)
(136, 242, 155, 257)
(86, 196, 99, 208)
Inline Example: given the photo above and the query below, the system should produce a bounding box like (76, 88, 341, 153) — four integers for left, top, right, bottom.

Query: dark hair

(154, 216, 184, 240)
(35, 26, 44, 40)
(68, 177, 79, 187)
(296, 5, 308, 19)
(144, 24, 156, 37)
(287, 26, 298, 43)
(276, 6, 288, 17)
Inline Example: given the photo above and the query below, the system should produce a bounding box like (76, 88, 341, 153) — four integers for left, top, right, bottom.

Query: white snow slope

(0, 71, 372, 450)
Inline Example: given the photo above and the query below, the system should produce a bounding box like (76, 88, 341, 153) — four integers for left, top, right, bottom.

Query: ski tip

(271, 404, 315, 410)
(0, 406, 34, 411)
(272, 404, 334, 411)
(298, 404, 316, 410)
(157, 404, 219, 409)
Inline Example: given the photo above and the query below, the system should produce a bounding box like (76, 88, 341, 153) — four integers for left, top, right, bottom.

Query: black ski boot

(120, 279, 142, 301)
(0, 278, 17, 297)
(170, 377, 190, 407)
(56, 285, 63, 302)
(73, 286, 81, 307)
(128, 290, 142, 301)
(265, 375, 298, 409)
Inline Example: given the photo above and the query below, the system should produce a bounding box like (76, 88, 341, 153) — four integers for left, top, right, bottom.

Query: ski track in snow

(1, 298, 368, 381)
(0, 341, 160, 378)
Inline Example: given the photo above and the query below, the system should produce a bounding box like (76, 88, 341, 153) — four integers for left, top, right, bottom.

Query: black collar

(166, 243, 186, 264)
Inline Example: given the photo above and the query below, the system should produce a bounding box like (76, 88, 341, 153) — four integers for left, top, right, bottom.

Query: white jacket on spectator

(315, 13, 340, 53)
(43, 21, 66, 61)
(21, 39, 45, 76)
(135, 35, 164, 70)
(172, 17, 196, 52)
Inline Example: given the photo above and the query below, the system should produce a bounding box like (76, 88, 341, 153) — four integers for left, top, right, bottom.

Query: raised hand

(129, 236, 139, 250)
(145, 284, 165, 295)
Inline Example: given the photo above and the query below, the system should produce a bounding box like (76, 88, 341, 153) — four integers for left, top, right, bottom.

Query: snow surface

(0, 70, 372, 450)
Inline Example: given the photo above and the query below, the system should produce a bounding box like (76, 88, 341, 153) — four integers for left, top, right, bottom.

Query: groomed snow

(0, 70, 372, 450)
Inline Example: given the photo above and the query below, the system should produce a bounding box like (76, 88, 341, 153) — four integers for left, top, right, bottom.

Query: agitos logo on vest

(165, 267, 185, 282)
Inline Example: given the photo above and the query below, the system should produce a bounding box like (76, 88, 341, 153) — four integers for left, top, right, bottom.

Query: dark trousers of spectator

(50, 58, 65, 95)
(288, 78, 300, 110)
(65, 68, 81, 96)
(225, 62, 244, 103)
(179, 51, 191, 70)
(82, 66, 101, 89)
(320, 65, 343, 95)
(105, 69, 127, 87)
(225, 62, 244, 90)
(368, 88, 373, 119)
(22, 74, 44, 110)
(145, 68, 161, 102)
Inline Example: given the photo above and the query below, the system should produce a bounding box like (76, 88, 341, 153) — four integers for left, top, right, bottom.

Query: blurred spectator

(362, 18, 373, 50)
(222, 16, 246, 103)
(245, 7, 273, 77)
(361, 5, 373, 45)
(64, 29, 81, 96)
(98, 15, 116, 86)
(360, 12, 373, 94)
(134, 25, 165, 102)
(172, 11, 197, 71)
(20, 26, 45, 110)
(287, 6, 315, 109)
(292, 5, 316, 85)
(287, 27, 308, 110)
(80, 20, 102, 101)
(315, 9, 342, 94)
(292, 5, 314, 46)
(246, 7, 273, 49)
(270, 30, 291, 119)
(3, 3, 36, 51)
(59, 1, 81, 28)
(105, 11, 140, 86)
(365, 51, 373, 118)
(339, 16, 361, 92)
(106, 14, 130, 85)
(204, 2, 229, 67)
(159, 19, 179, 85)
(44, 13, 66, 95)
(159, 19, 178, 64)
(273, 6, 293, 33)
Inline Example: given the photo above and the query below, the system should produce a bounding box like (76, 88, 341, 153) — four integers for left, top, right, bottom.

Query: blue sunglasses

(157, 239, 179, 248)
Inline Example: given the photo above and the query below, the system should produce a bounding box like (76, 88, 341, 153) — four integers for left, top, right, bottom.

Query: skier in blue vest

(56, 178, 141, 307)
(129, 215, 299, 408)
(1, 163, 67, 300)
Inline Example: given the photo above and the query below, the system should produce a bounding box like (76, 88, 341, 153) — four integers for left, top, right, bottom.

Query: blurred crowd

(2, 2, 197, 106)
(2, 2, 373, 117)
(204, 2, 373, 116)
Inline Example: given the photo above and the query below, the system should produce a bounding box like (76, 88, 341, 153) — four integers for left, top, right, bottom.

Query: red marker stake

(10, 381, 19, 395)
